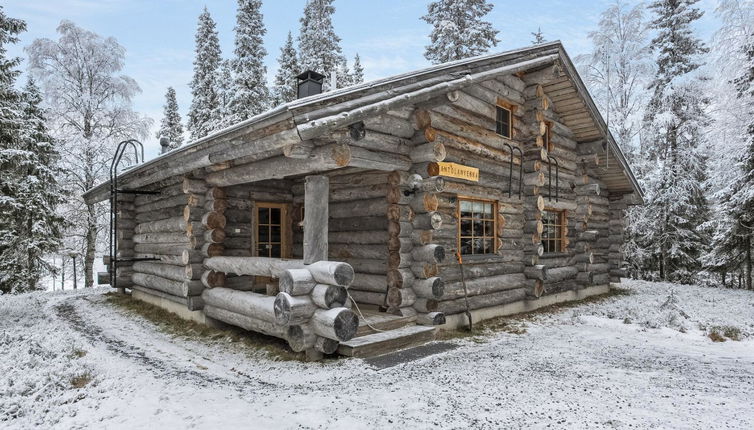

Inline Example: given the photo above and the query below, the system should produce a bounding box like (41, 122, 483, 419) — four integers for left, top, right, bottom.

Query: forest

(0, 0, 752, 294)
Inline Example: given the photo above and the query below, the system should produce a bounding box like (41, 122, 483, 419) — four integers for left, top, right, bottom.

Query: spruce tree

(156, 87, 184, 150)
(421, 0, 500, 64)
(216, 59, 235, 130)
(351, 53, 365, 85)
(187, 7, 222, 139)
(0, 6, 27, 292)
(298, 0, 345, 91)
(531, 27, 546, 45)
(229, 0, 269, 121)
(271, 31, 300, 105)
(707, 40, 754, 289)
(1, 76, 65, 292)
(627, 0, 711, 282)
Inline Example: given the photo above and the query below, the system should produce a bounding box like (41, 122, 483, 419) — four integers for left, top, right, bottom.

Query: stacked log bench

(202, 256, 359, 357)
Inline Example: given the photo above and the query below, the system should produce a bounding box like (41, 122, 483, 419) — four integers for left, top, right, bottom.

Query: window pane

(474, 238, 485, 254)
(258, 225, 270, 242)
(460, 219, 473, 236)
(460, 200, 473, 216)
(483, 221, 493, 237)
(257, 243, 270, 257)
(258, 207, 269, 224)
(472, 201, 483, 214)
(483, 239, 493, 254)
(460, 238, 473, 255)
(270, 208, 281, 224)
(482, 203, 493, 217)
(270, 244, 281, 258)
(270, 225, 281, 242)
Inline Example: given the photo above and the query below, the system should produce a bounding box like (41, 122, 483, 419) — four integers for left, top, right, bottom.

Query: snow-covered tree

(421, 0, 499, 64)
(531, 27, 546, 45)
(575, 0, 653, 160)
(271, 31, 300, 105)
(704, 0, 754, 192)
(298, 0, 346, 91)
(26, 20, 151, 289)
(187, 8, 222, 139)
(0, 78, 65, 293)
(350, 53, 364, 85)
(1, 10, 65, 293)
(229, 0, 269, 122)
(336, 59, 351, 88)
(216, 59, 235, 130)
(156, 87, 184, 150)
(705, 37, 754, 290)
(624, 0, 710, 282)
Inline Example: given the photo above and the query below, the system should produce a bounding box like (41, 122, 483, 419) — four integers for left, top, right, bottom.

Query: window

(544, 121, 552, 151)
(254, 202, 288, 258)
(458, 198, 497, 256)
(541, 209, 566, 253)
(496, 106, 512, 138)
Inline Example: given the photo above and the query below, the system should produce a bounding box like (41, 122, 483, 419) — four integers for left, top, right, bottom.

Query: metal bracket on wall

(546, 155, 560, 202)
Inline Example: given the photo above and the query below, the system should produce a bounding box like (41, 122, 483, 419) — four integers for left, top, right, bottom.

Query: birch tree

(26, 20, 150, 289)
(575, 0, 653, 159)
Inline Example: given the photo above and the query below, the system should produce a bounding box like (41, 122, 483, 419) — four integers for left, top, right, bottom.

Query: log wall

(125, 177, 213, 310)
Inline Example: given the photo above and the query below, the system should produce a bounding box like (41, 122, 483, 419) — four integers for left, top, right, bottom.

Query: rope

(346, 291, 387, 333)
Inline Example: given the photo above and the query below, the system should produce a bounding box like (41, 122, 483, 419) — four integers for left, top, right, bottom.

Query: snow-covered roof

(84, 41, 642, 204)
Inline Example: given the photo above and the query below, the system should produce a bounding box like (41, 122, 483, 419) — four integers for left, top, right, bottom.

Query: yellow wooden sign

(428, 162, 479, 182)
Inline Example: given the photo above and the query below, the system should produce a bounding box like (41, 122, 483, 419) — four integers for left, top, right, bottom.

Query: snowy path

(1, 280, 753, 429)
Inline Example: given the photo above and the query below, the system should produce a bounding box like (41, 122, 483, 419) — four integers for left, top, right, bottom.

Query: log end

(332, 308, 359, 341)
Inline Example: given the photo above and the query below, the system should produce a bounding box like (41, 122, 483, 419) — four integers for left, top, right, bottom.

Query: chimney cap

(296, 70, 325, 81)
(159, 136, 170, 154)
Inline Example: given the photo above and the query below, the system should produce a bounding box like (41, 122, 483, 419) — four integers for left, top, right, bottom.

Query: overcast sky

(5, 0, 721, 157)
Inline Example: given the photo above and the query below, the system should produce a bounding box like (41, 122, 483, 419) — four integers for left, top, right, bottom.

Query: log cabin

(84, 41, 643, 359)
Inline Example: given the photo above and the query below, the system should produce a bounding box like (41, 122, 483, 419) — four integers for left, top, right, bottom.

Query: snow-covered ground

(1, 280, 753, 429)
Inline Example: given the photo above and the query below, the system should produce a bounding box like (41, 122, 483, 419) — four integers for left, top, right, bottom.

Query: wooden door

(252, 202, 291, 291)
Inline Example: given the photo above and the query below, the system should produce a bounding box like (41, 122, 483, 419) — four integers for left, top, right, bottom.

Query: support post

(303, 175, 329, 264)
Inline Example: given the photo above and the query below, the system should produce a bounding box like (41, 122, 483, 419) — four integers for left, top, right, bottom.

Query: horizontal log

(439, 287, 528, 315)
(202, 288, 277, 322)
(204, 304, 287, 339)
(442, 273, 529, 300)
(132, 261, 191, 282)
(274, 292, 317, 326)
(134, 217, 191, 234)
(204, 257, 354, 287)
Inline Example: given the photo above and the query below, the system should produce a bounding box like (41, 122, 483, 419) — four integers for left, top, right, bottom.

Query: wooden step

(338, 325, 437, 358)
(356, 311, 416, 337)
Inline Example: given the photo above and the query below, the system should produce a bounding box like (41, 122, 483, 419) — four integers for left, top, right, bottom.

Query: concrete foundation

(441, 284, 612, 330)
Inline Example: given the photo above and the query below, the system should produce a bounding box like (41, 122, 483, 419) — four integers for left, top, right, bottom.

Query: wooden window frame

(456, 196, 499, 257)
(541, 208, 567, 254)
(495, 105, 512, 139)
(251, 201, 292, 259)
